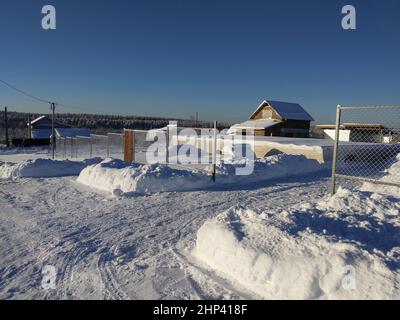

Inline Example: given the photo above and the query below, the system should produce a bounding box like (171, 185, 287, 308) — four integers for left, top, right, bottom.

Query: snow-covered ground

(0, 146, 51, 162)
(0, 148, 399, 300)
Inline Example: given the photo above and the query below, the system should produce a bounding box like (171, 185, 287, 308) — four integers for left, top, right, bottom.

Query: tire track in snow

(57, 246, 86, 299)
(55, 225, 102, 300)
(172, 249, 256, 300)
(97, 246, 131, 300)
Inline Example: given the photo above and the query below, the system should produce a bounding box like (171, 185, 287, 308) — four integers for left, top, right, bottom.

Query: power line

(0, 79, 127, 115)
(0, 79, 52, 104)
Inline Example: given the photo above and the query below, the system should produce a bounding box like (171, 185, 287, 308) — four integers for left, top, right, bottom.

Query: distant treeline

(0, 111, 230, 142)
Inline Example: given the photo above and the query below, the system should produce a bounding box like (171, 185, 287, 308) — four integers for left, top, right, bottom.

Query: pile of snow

(77, 158, 210, 196)
(194, 188, 400, 299)
(211, 154, 328, 183)
(77, 155, 327, 195)
(0, 158, 101, 179)
(361, 153, 400, 197)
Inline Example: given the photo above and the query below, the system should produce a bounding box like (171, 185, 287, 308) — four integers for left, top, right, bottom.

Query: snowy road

(0, 174, 330, 299)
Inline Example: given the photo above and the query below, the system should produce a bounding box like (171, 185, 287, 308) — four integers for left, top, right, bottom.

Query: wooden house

(228, 100, 314, 138)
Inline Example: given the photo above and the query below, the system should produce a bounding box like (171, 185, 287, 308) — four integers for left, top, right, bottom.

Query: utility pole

(195, 112, 198, 127)
(4, 107, 9, 148)
(51, 102, 56, 159)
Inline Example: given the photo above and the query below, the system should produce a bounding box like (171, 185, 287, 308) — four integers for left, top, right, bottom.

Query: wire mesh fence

(331, 105, 400, 194)
(107, 133, 124, 158)
(54, 125, 222, 171)
(74, 136, 91, 159)
(90, 134, 108, 158)
(55, 130, 151, 163)
(133, 130, 154, 163)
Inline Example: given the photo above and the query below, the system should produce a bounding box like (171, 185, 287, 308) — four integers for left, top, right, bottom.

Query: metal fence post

(132, 130, 136, 163)
(331, 105, 342, 195)
(90, 137, 93, 158)
(70, 137, 73, 159)
(212, 121, 217, 182)
(106, 134, 110, 158)
(166, 126, 169, 165)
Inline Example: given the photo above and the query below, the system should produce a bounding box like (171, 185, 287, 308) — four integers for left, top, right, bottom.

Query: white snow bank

(361, 153, 400, 197)
(212, 154, 328, 183)
(77, 155, 328, 195)
(0, 158, 102, 179)
(194, 189, 399, 299)
(77, 158, 210, 195)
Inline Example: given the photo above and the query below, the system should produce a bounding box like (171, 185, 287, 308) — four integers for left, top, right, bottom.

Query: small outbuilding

(315, 123, 395, 143)
(28, 116, 71, 139)
(228, 100, 314, 138)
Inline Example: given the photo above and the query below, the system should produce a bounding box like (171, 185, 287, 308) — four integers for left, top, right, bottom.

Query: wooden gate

(124, 129, 135, 163)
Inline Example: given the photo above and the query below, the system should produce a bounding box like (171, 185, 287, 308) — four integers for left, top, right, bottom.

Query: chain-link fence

(55, 130, 150, 163)
(107, 133, 124, 158)
(56, 133, 124, 159)
(331, 105, 400, 194)
(54, 125, 223, 169)
(133, 130, 154, 163)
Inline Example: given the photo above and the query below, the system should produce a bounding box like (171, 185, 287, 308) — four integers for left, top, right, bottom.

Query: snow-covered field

(0, 147, 399, 300)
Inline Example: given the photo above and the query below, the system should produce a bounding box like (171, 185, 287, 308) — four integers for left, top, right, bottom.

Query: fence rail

(331, 105, 400, 194)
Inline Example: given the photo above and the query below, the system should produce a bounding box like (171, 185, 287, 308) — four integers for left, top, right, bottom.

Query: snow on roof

(228, 119, 281, 133)
(251, 100, 314, 121)
(30, 115, 47, 125)
(28, 115, 71, 128)
(55, 128, 91, 138)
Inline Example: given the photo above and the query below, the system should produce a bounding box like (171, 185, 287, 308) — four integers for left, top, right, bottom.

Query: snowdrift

(77, 155, 328, 195)
(77, 158, 210, 195)
(0, 158, 101, 179)
(361, 153, 400, 197)
(194, 189, 400, 299)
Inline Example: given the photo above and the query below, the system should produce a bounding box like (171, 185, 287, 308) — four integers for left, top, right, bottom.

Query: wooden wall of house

(254, 129, 267, 136)
(265, 124, 283, 136)
(265, 122, 310, 138)
(252, 105, 282, 121)
(281, 120, 311, 130)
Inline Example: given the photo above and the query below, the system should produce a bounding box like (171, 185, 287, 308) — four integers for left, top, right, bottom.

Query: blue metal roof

(251, 100, 314, 121)
(55, 128, 91, 138)
(268, 100, 314, 121)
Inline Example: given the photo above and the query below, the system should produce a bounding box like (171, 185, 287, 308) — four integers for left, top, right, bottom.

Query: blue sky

(0, 0, 399, 123)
